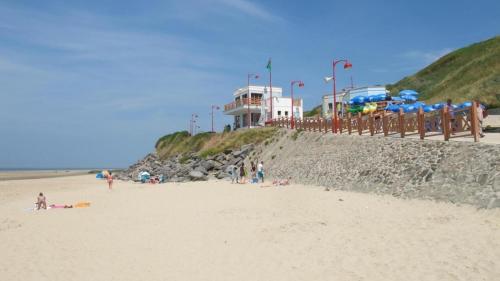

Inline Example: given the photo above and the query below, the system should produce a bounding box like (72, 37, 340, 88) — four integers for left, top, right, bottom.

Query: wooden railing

(224, 98, 262, 111)
(267, 102, 481, 142)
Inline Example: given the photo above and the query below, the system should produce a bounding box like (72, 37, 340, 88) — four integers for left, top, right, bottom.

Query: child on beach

(250, 161, 257, 183)
(230, 165, 238, 184)
(257, 161, 264, 183)
(36, 193, 47, 210)
(107, 172, 114, 190)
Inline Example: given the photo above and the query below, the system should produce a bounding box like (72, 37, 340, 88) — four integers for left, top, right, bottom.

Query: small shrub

(279, 146, 283, 150)
(271, 155, 276, 160)
(291, 129, 303, 141)
(179, 154, 190, 164)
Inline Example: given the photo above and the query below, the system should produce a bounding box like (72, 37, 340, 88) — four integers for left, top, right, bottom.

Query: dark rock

(189, 170, 208, 181)
(194, 166, 208, 175)
(487, 198, 500, 209)
(200, 160, 215, 171)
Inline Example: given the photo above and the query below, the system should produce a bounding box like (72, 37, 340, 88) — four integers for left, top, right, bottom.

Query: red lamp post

(247, 73, 259, 128)
(210, 105, 220, 133)
(290, 80, 304, 129)
(325, 59, 352, 133)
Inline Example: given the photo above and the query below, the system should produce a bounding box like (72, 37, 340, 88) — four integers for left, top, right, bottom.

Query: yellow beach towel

(74, 202, 91, 208)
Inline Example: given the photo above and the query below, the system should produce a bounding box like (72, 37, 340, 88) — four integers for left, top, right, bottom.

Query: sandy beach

(1, 175, 500, 281)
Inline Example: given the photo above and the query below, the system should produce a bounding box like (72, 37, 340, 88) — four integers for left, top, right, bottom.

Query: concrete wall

(252, 129, 500, 208)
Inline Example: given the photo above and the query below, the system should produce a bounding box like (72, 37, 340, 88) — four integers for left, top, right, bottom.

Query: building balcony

(224, 98, 262, 114)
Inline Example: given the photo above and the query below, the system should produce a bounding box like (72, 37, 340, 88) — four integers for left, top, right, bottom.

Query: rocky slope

(117, 144, 255, 182)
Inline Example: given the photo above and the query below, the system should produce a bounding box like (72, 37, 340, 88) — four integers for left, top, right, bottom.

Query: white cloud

(217, 0, 283, 22)
(400, 48, 453, 64)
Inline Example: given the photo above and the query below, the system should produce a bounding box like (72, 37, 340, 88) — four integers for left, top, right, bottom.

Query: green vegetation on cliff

(303, 105, 322, 117)
(155, 128, 277, 160)
(388, 36, 500, 107)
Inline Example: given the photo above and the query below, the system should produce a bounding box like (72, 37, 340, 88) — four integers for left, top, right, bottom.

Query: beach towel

(74, 202, 91, 208)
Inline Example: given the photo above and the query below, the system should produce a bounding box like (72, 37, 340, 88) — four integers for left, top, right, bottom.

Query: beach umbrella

(399, 89, 419, 96)
(401, 95, 418, 102)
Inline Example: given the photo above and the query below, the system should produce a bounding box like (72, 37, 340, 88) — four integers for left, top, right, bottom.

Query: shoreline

(0, 170, 92, 181)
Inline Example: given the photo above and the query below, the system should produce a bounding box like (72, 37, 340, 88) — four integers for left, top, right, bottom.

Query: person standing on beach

(476, 101, 486, 138)
(107, 171, 114, 190)
(239, 163, 246, 184)
(257, 161, 264, 183)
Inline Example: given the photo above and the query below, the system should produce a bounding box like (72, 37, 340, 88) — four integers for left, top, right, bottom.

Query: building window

(285, 111, 288, 116)
(277, 110, 281, 116)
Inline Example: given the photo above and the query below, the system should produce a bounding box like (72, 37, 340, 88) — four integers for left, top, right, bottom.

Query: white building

(321, 86, 389, 118)
(224, 85, 304, 129)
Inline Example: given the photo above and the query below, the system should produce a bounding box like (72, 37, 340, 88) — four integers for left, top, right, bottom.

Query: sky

(0, 0, 499, 168)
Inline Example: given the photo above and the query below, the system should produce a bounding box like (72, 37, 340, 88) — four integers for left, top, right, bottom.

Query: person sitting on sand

(37, 192, 47, 210)
(272, 177, 291, 186)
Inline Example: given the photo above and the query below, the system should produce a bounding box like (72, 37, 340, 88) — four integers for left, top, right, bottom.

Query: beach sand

(1, 175, 499, 281)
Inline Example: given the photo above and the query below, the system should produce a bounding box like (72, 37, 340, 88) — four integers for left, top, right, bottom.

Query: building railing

(224, 98, 262, 112)
(224, 97, 302, 112)
(266, 102, 482, 142)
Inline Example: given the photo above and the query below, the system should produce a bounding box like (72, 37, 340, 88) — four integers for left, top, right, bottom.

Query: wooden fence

(268, 101, 481, 142)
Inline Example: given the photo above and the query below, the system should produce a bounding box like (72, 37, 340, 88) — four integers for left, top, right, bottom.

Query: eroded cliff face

(253, 129, 500, 208)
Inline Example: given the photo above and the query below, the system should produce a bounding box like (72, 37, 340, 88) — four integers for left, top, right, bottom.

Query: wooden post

(318, 117, 322, 133)
(418, 107, 425, 140)
(442, 106, 450, 141)
(399, 108, 405, 138)
(325, 117, 328, 132)
(471, 101, 480, 142)
(369, 112, 374, 136)
(339, 117, 343, 134)
(347, 113, 352, 135)
(382, 111, 388, 136)
(357, 112, 362, 135)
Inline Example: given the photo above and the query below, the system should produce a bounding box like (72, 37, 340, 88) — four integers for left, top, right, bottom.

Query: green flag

(266, 59, 271, 71)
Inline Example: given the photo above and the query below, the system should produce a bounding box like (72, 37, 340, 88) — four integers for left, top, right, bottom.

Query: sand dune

(1, 175, 499, 281)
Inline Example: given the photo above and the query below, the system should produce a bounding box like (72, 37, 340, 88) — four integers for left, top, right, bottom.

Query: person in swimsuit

(37, 192, 47, 210)
(107, 172, 114, 190)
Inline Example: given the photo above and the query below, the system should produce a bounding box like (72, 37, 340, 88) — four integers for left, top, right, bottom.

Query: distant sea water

(0, 168, 123, 172)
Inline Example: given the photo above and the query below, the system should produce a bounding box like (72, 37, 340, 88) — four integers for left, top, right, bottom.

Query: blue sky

(1, 0, 499, 168)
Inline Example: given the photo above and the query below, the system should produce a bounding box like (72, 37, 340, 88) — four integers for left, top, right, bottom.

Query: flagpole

(269, 59, 273, 121)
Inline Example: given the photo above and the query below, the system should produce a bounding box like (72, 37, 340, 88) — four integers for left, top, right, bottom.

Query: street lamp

(324, 59, 352, 133)
(290, 80, 304, 129)
(210, 105, 220, 133)
(247, 73, 259, 128)
(190, 113, 198, 136)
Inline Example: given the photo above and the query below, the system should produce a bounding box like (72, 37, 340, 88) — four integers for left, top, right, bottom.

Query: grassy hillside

(155, 128, 278, 160)
(303, 105, 322, 117)
(387, 36, 500, 107)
